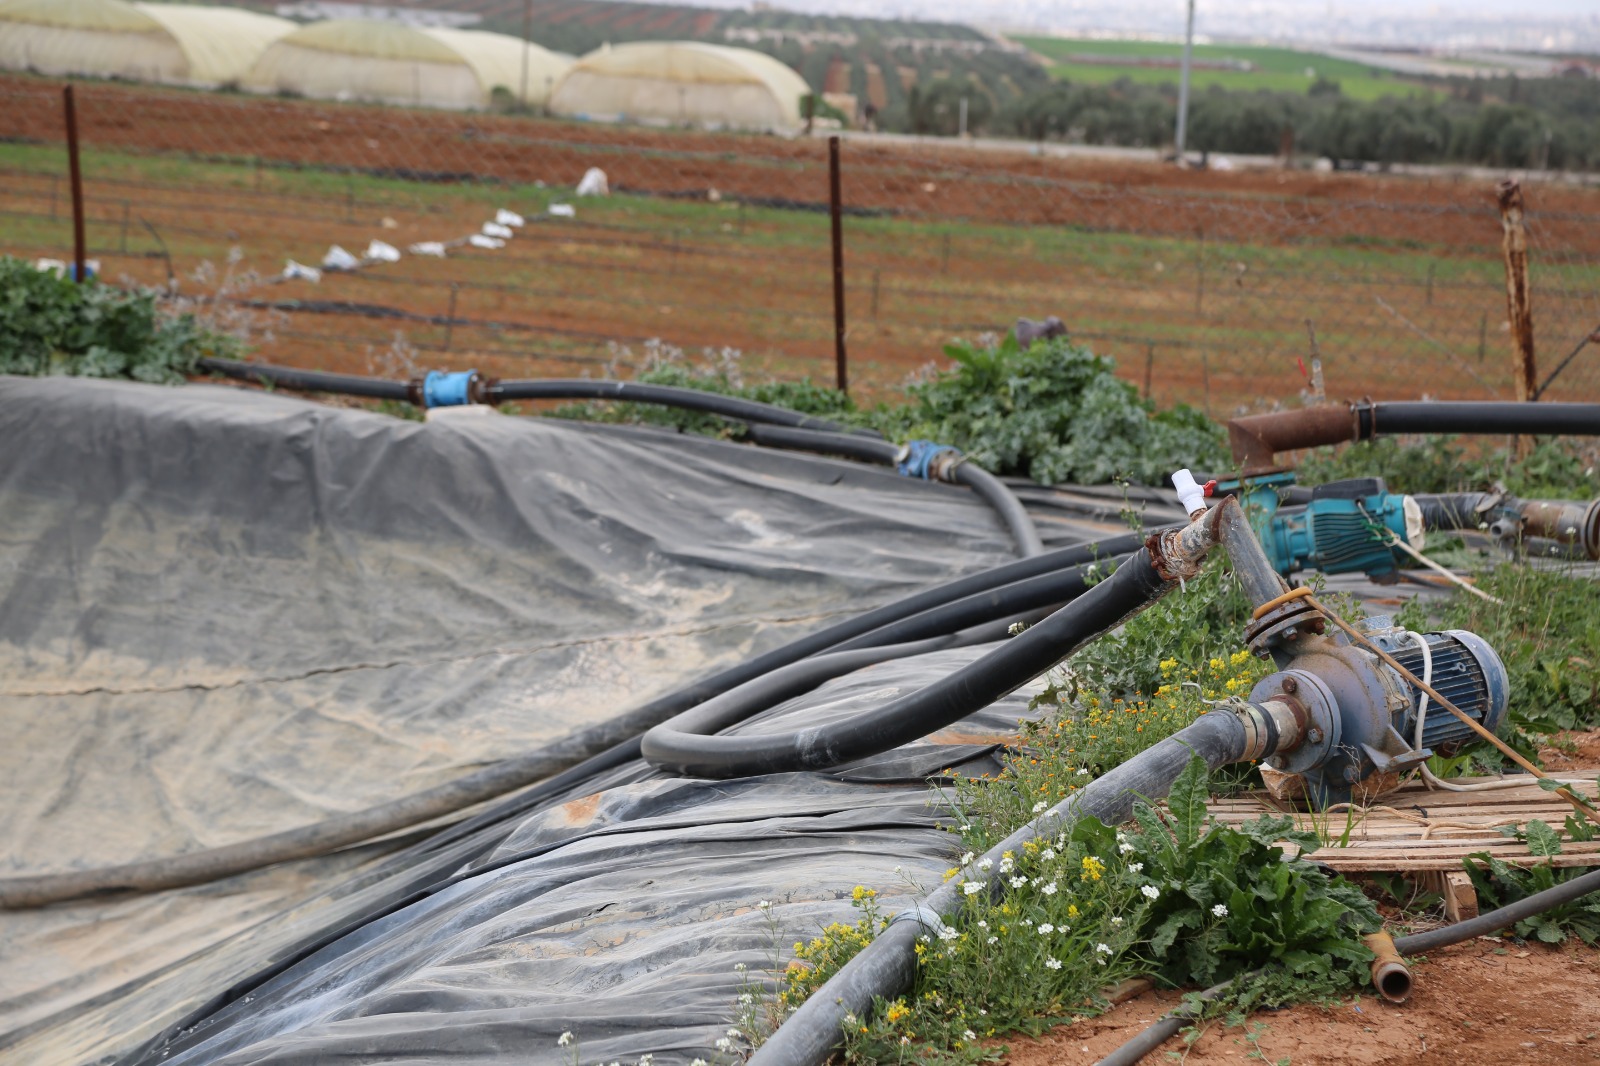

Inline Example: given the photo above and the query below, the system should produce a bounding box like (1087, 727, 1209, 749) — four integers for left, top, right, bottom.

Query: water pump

(1224, 473, 1425, 582)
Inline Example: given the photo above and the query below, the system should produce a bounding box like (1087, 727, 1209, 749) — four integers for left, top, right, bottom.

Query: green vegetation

(557, 332, 1226, 488)
(1298, 436, 1600, 500)
(1017, 37, 1407, 102)
(1467, 811, 1600, 945)
(0, 255, 239, 383)
(770, 760, 1378, 1065)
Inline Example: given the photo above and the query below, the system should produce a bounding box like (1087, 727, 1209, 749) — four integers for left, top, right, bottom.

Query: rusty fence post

(1497, 178, 1536, 402)
(828, 134, 848, 395)
(63, 85, 87, 283)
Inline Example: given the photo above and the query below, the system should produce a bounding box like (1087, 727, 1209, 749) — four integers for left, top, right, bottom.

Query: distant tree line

(893, 73, 1600, 171)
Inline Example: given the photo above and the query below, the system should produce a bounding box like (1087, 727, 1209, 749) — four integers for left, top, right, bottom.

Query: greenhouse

(0, 0, 294, 87)
(242, 19, 570, 110)
(549, 40, 810, 132)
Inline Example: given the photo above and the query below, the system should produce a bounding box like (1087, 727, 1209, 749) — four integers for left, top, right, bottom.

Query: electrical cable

(1405, 631, 1525, 794)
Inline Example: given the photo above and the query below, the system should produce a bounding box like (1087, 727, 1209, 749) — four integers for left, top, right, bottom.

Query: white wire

(1406, 630, 1525, 793)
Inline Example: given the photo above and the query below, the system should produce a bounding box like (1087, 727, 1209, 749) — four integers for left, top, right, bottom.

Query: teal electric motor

(1228, 475, 1426, 581)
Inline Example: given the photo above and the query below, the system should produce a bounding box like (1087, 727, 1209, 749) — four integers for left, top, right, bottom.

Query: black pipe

(642, 550, 1169, 778)
(1095, 866, 1600, 1066)
(0, 541, 1140, 908)
(197, 357, 411, 402)
(1359, 401, 1600, 439)
(487, 378, 861, 434)
(751, 711, 1252, 1066)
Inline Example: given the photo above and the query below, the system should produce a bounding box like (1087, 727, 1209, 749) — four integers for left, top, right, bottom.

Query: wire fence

(3, 70, 1599, 414)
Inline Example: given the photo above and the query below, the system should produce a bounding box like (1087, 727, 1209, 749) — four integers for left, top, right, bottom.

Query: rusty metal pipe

(1518, 498, 1600, 560)
(1364, 929, 1412, 1004)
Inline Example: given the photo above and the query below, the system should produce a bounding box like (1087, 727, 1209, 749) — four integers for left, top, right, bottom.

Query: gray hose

(1093, 865, 1600, 1066)
(748, 711, 1251, 1066)
(743, 423, 1043, 558)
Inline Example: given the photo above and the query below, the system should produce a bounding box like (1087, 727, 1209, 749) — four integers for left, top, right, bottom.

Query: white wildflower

(691, 1059, 708, 1066)
(738, 993, 753, 1005)
(1110, 916, 1124, 927)
(1009, 875, 1027, 889)
(1040, 848, 1057, 861)
(964, 1029, 978, 1041)
(1212, 903, 1229, 918)
(1141, 885, 1160, 900)
(558, 1032, 574, 1048)
(1077, 768, 1090, 776)
(1045, 957, 1063, 970)
(938, 925, 959, 942)
(987, 936, 999, 944)
(963, 880, 983, 896)
(727, 1029, 741, 1038)
(977, 857, 994, 871)
(1128, 862, 1144, 873)
(734, 963, 747, 973)
(1095, 943, 1112, 954)
(961, 851, 976, 865)
(976, 920, 988, 929)
(900, 1036, 912, 1046)
(1041, 881, 1058, 896)
(1038, 923, 1054, 935)
(715, 1038, 732, 1052)
(757, 899, 772, 910)
(1118, 842, 1136, 854)
(1032, 801, 1048, 814)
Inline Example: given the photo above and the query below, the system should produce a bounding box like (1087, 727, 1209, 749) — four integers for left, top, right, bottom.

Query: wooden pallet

(1206, 775, 1600, 921)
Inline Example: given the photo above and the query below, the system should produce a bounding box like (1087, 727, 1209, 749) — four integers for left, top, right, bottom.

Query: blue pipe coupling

(420, 370, 480, 408)
(895, 440, 962, 481)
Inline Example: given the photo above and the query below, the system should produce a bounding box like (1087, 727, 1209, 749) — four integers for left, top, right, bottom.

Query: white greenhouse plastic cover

(550, 40, 810, 132)
(241, 18, 571, 109)
(0, 0, 294, 86)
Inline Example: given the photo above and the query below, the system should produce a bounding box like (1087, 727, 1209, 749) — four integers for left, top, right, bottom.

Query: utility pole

(1174, 0, 1195, 160)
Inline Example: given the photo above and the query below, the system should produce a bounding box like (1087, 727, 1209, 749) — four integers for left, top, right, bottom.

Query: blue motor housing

(1237, 476, 1425, 579)
(1386, 629, 1510, 757)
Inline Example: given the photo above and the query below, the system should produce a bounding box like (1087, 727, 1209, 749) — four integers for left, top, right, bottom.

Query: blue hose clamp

(422, 370, 477, 408)
(896, 439, 959, 480)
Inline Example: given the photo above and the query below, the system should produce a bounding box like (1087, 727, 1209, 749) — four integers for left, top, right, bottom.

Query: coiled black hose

(643, 550, 1168, 778)
(745, 423, 1046, 558)
(0, 538, 1142, 908)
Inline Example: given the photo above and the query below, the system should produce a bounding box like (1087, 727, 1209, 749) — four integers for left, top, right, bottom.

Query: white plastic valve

(1172, 469, 1207, 518)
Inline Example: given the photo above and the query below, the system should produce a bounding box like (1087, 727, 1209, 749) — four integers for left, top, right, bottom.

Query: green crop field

(1015, 37, 1433, 102)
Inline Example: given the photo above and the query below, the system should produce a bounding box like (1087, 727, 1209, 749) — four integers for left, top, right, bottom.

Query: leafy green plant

(819, 759, 1376, 1065)
(869, 333, 1226, 487)
(1464, 812, 1600, 945)
(0, 256, 240, 384)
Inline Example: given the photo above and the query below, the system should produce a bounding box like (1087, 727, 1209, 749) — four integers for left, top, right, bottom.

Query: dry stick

(1534, 322, 1600, 400)
(1304, 594, 1600, 828)
(1373, 294, 1500, 395)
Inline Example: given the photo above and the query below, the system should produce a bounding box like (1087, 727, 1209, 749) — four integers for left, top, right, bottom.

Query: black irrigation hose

(197, 357, 411, 402)
(1358, 400, 1600, 439)
(643, 550, 1168, 778)
(745, 424, 1046, 558)
(485, 379, 866, 435)
(0, 538, 1144, 909)
(1094, 866, 1600, 1066)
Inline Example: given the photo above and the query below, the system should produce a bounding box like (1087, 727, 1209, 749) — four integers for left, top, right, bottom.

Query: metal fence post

(828, 134, 847, 396)
(1497, 178, 1537, 403)
(63, 85, 87, 283)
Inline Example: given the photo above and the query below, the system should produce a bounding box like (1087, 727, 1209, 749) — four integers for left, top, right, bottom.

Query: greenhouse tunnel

(0, 374, 1574, 1065)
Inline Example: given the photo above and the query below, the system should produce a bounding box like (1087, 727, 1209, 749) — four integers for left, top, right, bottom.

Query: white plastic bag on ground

(495, 208, 525, 227)
(469, 234, 505, 249)
(365, 240, 401, 263)
(576, 167, 608, 196)
(481, 222, 513, 239)
(283, 259, 323, 283)
(547, 203, 576, 218)
(322, 245, 359, 271)
(408, 242, 447, 257)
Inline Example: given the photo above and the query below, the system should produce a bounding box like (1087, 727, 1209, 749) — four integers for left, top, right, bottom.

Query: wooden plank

(1419, 871, 1480, 922)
